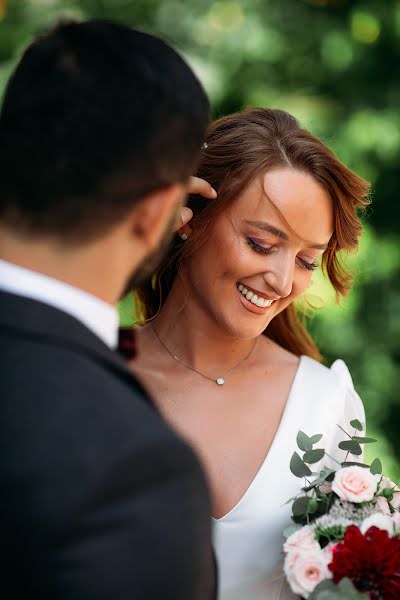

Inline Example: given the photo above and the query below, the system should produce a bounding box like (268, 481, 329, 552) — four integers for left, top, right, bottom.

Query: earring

(180, 233, 188, 241)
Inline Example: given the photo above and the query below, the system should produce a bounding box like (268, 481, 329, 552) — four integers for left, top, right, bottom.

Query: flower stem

(324, 452, 342, 466)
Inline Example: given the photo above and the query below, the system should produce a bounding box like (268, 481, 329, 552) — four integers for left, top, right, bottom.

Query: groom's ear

(129, 183, 185, 251)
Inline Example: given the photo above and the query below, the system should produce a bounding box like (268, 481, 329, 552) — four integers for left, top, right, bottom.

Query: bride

(129, 107, 370, 599)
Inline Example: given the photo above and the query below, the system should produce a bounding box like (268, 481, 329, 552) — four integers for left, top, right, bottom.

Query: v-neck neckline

(212, 355, 306, 523)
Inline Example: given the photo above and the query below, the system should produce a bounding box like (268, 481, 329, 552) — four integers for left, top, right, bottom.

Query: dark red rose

(329, 525, 400, 599)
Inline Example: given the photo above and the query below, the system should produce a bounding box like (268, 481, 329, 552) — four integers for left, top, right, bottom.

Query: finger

(188, 176, 217, 199)
(178, 206, 193, 229)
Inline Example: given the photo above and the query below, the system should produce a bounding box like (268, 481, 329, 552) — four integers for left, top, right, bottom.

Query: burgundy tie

(118, 327, 137, 360)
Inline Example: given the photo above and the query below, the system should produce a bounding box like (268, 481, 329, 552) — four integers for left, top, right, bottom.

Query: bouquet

(283, 419, 400, 599)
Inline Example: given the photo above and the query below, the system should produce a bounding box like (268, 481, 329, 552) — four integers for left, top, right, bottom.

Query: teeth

(237, 284, 274, 308)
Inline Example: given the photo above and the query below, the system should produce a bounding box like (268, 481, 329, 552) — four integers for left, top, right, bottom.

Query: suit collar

(0, 290, 153, 408)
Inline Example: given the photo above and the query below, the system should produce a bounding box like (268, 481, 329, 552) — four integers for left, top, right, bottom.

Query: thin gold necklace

(152, 325, 257, 386)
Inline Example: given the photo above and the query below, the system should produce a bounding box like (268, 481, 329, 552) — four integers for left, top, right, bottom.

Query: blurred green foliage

(1, 0, 399, 478)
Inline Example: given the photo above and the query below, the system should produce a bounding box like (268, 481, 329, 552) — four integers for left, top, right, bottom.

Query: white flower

(332, 466, 378, 503)
(360, 512, 394, 536)
(284, 525, 319, 553)
(392, 512, 400, 534)
(284, 547, 331, 598)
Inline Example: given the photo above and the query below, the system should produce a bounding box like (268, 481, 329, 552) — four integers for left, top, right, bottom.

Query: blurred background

(1, 0, 399, 478)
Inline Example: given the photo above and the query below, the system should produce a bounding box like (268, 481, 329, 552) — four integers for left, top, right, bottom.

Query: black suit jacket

(0, 291, 216, 599)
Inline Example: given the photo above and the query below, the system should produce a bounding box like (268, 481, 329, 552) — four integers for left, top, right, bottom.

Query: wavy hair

(134, 108, 370, 361)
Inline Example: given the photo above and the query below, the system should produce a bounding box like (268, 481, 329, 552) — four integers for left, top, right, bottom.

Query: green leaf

(309, 577, 366, 599)
(310, 433, 323, 444)
(303, 449, 325, 464)
(290, 451, 312, 478)
(292, 496, 310, 516)
(341, 461, 370, 468)
(352, 436, 377, 444)
(382, 487, 394, 500)
(302, 468, 336, 492)
(283, 524, 302, 538)
(338, 440, 362, 455)
(370, 458, 382, 475)
(292, 495, 318, 517)
(297, 430, 313, 451)
(307, 497, 318, 513)
(350, 419, 364, 432)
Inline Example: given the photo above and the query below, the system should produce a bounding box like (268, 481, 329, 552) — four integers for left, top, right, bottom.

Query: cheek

(197, 225, 246, 282)
(293, 269, 314, 296)
(279, 269, 314, 311)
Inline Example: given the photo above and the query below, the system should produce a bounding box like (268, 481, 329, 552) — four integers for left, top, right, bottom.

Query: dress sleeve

(326, 359, 366, 465)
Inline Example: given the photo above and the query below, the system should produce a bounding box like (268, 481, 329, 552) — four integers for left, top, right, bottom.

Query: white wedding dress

(212, 356, 365, 600)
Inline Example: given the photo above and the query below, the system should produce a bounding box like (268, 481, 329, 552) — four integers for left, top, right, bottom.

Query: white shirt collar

(0, 259, 119, 349)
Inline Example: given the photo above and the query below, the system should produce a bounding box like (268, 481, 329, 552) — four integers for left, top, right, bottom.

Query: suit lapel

(0, 290, 154, 409)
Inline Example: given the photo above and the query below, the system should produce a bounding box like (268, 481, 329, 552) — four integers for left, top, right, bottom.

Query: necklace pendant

(216, 377, 225, 386)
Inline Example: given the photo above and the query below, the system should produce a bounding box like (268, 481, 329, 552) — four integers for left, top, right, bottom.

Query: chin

(223, 318, 272, 340)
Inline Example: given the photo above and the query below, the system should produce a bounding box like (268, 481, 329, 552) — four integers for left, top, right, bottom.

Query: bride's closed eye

(246, 237, 319, 271)
(246, 237, 274, 255)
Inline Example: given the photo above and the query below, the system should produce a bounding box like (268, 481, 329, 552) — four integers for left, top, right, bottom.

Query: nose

(263, 255, 294, 299)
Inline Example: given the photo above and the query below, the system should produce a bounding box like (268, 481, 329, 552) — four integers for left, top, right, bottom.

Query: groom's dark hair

(0, 20, 209, 240)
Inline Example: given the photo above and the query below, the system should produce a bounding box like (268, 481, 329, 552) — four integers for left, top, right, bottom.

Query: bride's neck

(152, 278, 255, 373)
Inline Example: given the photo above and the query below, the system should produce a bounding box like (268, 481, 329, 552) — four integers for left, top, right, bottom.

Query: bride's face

(183, 167, 334, 338)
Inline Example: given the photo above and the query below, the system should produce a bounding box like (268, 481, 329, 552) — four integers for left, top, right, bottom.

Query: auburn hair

(134, 108, 370, 361)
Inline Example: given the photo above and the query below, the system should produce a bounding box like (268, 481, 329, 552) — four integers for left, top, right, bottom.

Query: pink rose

(320, 482, 332, 495)
(379, 477, 400, 510)
(332, 466, 378, 503)
(284, 525, 319, 553)
(376, 495, 392, 516)
(392, 492, 400, 510)
(284, 548, 331, 598)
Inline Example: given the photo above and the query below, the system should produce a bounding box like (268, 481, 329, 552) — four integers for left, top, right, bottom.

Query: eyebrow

(244, 220, 329, 250)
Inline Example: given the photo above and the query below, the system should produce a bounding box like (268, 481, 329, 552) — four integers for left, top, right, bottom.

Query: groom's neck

(0, 225, 130, 306)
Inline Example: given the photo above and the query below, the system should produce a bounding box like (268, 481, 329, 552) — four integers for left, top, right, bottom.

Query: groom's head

(0, 20, 209, 297)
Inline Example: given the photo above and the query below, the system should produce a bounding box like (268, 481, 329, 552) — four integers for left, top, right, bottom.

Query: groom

(0, 20, 216, 599)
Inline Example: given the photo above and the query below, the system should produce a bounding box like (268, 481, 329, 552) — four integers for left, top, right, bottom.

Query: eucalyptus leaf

(352, 436, 377, 444)
(338, 440, 362, 456)
(341, 462, 370, 468)
(290, 451, 312, 478)
(283, 524, 302, 538)
(297, 430, 313, 451)
(292, 496, 311, 516)
(350, 419, 364, 432)
(302, 468, 336, 492)
(310, 433, 323, 444)
(303, 449, 325, 464)
(370, 458, 382, 475)
(309, 578, 366, 599)
(282, 493, 300, 506)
